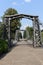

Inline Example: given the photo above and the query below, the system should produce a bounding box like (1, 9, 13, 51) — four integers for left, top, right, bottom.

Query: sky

(0, 0, 43, 30)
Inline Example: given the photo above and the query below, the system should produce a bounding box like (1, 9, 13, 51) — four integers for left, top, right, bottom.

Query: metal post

(26, 30, 29, 40)
(32, 17, 36, 47)
(33, 17, 42, 47)
(8, 18, 12, 47)
(15, 30, 19, 41)
(3, 18, 7, 39)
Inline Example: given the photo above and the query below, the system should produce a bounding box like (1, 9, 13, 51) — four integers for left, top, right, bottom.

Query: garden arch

(3, 14, 42, 47)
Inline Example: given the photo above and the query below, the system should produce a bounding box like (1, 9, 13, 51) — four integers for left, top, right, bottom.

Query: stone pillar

(33, 17, 42, 47)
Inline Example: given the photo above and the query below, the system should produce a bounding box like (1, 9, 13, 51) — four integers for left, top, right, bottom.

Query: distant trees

(26, 26, 33, 39)
(41, 30, 43, 32)
(23, 26, 33, 39)
(23, 31, 27, 39)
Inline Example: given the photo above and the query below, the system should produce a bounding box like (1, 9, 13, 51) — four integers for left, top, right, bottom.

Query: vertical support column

(33, 17, 42, 47)
(8, 18, 12, 47)
(15, 30, 17, 40)
(33, 17, 36, 47)
(3, 18, 7, 39)
(26, 30, 29, 40)
(15, 30, 19, 41)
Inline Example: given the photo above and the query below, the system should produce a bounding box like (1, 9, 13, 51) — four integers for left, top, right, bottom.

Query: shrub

(0, 39, 8, 54)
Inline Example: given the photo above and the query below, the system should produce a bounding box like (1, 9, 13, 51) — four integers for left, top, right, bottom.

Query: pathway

(0, 41, 43, 65)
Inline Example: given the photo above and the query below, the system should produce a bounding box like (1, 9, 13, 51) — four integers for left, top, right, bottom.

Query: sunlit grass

(41, 32, 43, 42)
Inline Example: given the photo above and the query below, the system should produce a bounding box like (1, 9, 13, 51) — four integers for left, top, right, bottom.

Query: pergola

(3, 14, 42, 47)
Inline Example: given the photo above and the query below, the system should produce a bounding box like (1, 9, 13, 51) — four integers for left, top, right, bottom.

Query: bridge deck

(0, 41, 43, 65)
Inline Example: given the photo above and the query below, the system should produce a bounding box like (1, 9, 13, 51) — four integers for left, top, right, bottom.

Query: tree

(3, 8, 21, 39)
(26, 26, 33, 39)
(23, 31, 27, 39)
(0, 22, 4, 38)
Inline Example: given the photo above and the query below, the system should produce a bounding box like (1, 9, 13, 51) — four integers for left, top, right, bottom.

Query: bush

(0, 39, 8, 54)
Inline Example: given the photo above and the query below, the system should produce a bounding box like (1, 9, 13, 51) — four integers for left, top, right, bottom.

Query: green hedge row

(0, 39, 8, 54)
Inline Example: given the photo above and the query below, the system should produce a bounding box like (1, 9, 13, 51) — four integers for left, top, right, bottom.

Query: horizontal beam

(4, 14, 38, 18)
(10, 16, 33, 20)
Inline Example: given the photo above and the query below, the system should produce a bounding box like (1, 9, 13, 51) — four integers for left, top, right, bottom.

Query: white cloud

(24, 0, 31, 3)
(12, 2, 17, 5)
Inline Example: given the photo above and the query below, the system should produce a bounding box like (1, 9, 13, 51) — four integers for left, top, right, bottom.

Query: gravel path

(0, 41, 43, 65)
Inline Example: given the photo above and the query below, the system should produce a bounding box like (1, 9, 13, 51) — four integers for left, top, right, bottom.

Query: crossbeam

(4, 14, 38, 18)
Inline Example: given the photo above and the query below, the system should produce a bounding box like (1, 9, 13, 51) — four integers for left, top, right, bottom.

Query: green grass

(41, 32, 43, 42)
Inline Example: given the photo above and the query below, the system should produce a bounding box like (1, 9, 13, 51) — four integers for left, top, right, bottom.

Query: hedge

(0, 39, 8, 54)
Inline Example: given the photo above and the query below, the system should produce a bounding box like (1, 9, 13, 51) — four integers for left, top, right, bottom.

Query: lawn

(41, 32, 43, 42)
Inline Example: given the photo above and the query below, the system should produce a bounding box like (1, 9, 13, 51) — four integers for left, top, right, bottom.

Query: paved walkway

(0, 41, 43, 65)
